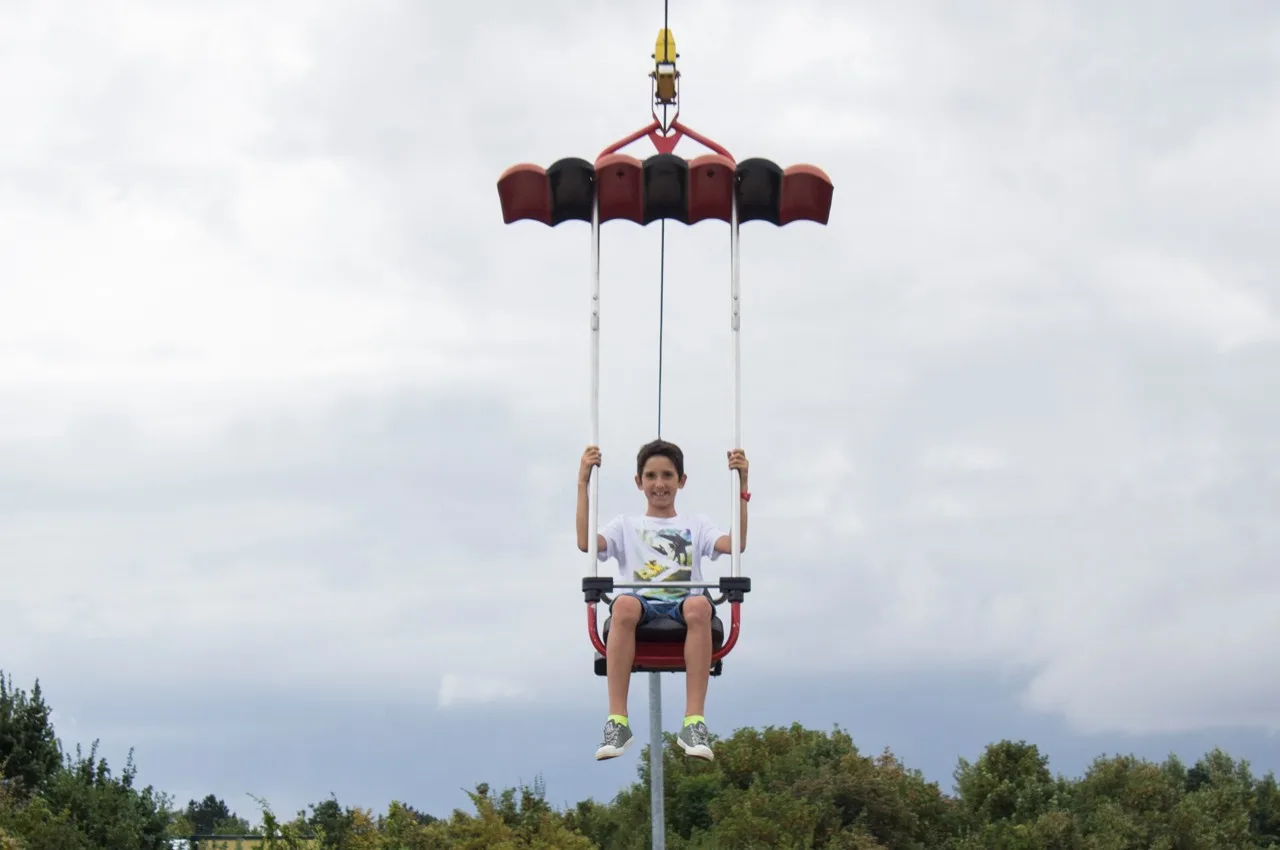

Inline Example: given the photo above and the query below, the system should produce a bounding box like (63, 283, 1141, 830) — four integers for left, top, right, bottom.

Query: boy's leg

(596, 594, 644, 760)
(675, 594, 715, 760)
(606, 594, 643, 715)
(679, 594, 713, 716)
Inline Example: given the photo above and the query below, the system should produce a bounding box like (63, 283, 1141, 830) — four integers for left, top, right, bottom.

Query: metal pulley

(651, 28, 679, 106)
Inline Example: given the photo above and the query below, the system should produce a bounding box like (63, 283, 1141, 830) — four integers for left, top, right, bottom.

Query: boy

(576, 439, 750, 762)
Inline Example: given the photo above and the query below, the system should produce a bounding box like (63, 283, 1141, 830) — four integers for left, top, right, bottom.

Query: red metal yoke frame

(599, 116, 734, 160)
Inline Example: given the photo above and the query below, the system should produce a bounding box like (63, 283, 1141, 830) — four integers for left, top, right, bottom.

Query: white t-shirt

(597, 513, 726, 601)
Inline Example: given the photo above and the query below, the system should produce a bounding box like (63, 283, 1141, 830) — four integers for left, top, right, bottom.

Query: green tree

(185, 793, 253, 835)
(39, 741, 174, 850)
(953, 739, 1056, 830)
(0, 674, 61, 799)
(421, 782, 595, 849)
(0, 793, 94, 850)
(1254, 772, 1280, 846)
(380, 800, 440, 849)
(1171, 749, 1257, 848)
(168, 809, 196, 839)
(249, 795, 316, 849)
(309, 795, 354, 848)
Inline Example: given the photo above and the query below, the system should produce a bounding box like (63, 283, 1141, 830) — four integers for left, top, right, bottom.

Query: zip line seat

(583, 576, 750, 676)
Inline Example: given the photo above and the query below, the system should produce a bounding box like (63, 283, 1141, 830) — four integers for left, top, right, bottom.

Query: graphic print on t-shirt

(635, 526, 694, 599)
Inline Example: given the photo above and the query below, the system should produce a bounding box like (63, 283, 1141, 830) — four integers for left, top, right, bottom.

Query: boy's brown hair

(636, 439, 685, 478)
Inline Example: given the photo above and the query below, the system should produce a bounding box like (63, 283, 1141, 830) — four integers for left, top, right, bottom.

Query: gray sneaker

(677, 720, 713, 760)
(594, 719, 634, 760)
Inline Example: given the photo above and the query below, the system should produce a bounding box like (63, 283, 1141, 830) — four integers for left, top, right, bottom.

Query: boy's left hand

(727, 448, 749, 486)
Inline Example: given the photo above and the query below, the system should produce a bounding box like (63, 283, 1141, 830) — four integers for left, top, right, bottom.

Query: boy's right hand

(579, 445, 601, 484)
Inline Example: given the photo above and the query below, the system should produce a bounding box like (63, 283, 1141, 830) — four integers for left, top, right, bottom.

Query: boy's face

(636, 455, 685, 511)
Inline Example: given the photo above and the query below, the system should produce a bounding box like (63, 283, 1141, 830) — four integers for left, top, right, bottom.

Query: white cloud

(437, 674, 530, 710)
(1099, 250, 1280, 351)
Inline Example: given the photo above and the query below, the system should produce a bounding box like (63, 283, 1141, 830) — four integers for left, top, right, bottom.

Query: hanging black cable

(658, 220, 666, 437)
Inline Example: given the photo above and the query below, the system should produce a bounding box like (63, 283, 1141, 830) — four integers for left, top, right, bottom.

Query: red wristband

(740, 490, 751, 502)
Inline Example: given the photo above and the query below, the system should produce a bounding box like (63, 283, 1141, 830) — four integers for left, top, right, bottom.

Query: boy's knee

(682, 596, 712, 625)
(611, 594, 643, 626)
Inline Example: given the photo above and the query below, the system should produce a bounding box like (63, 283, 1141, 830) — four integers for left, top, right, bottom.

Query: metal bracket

(582, 576, 614, 603)
(719, 576, 751, 603)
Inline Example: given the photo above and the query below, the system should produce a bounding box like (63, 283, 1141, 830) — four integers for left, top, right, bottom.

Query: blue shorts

(611, 592, 714, 626)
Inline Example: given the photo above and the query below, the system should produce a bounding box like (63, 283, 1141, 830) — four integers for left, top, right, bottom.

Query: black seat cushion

(602, 613, 725, 647)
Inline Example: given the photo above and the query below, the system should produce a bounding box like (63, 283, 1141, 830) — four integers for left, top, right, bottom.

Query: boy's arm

(576, 445, 607, 553)
(713, 492, 748, 554)
(714, 448, 750, 554)
(576, 477, 608, 554)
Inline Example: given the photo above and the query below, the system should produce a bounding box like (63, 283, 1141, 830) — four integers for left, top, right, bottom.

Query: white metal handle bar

(612, 580, 722, 590)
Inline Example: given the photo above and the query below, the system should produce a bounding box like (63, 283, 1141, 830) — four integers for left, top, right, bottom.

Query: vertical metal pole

(729, 194, 742, 578)
(649, 672, 665, 850)
(588, 195, 601, 576)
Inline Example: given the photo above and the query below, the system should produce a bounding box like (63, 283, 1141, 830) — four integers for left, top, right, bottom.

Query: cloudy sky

(3, 0, 1279, 825)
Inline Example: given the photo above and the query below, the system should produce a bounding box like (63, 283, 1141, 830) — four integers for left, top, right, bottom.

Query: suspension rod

(588, 195, 601, 577)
